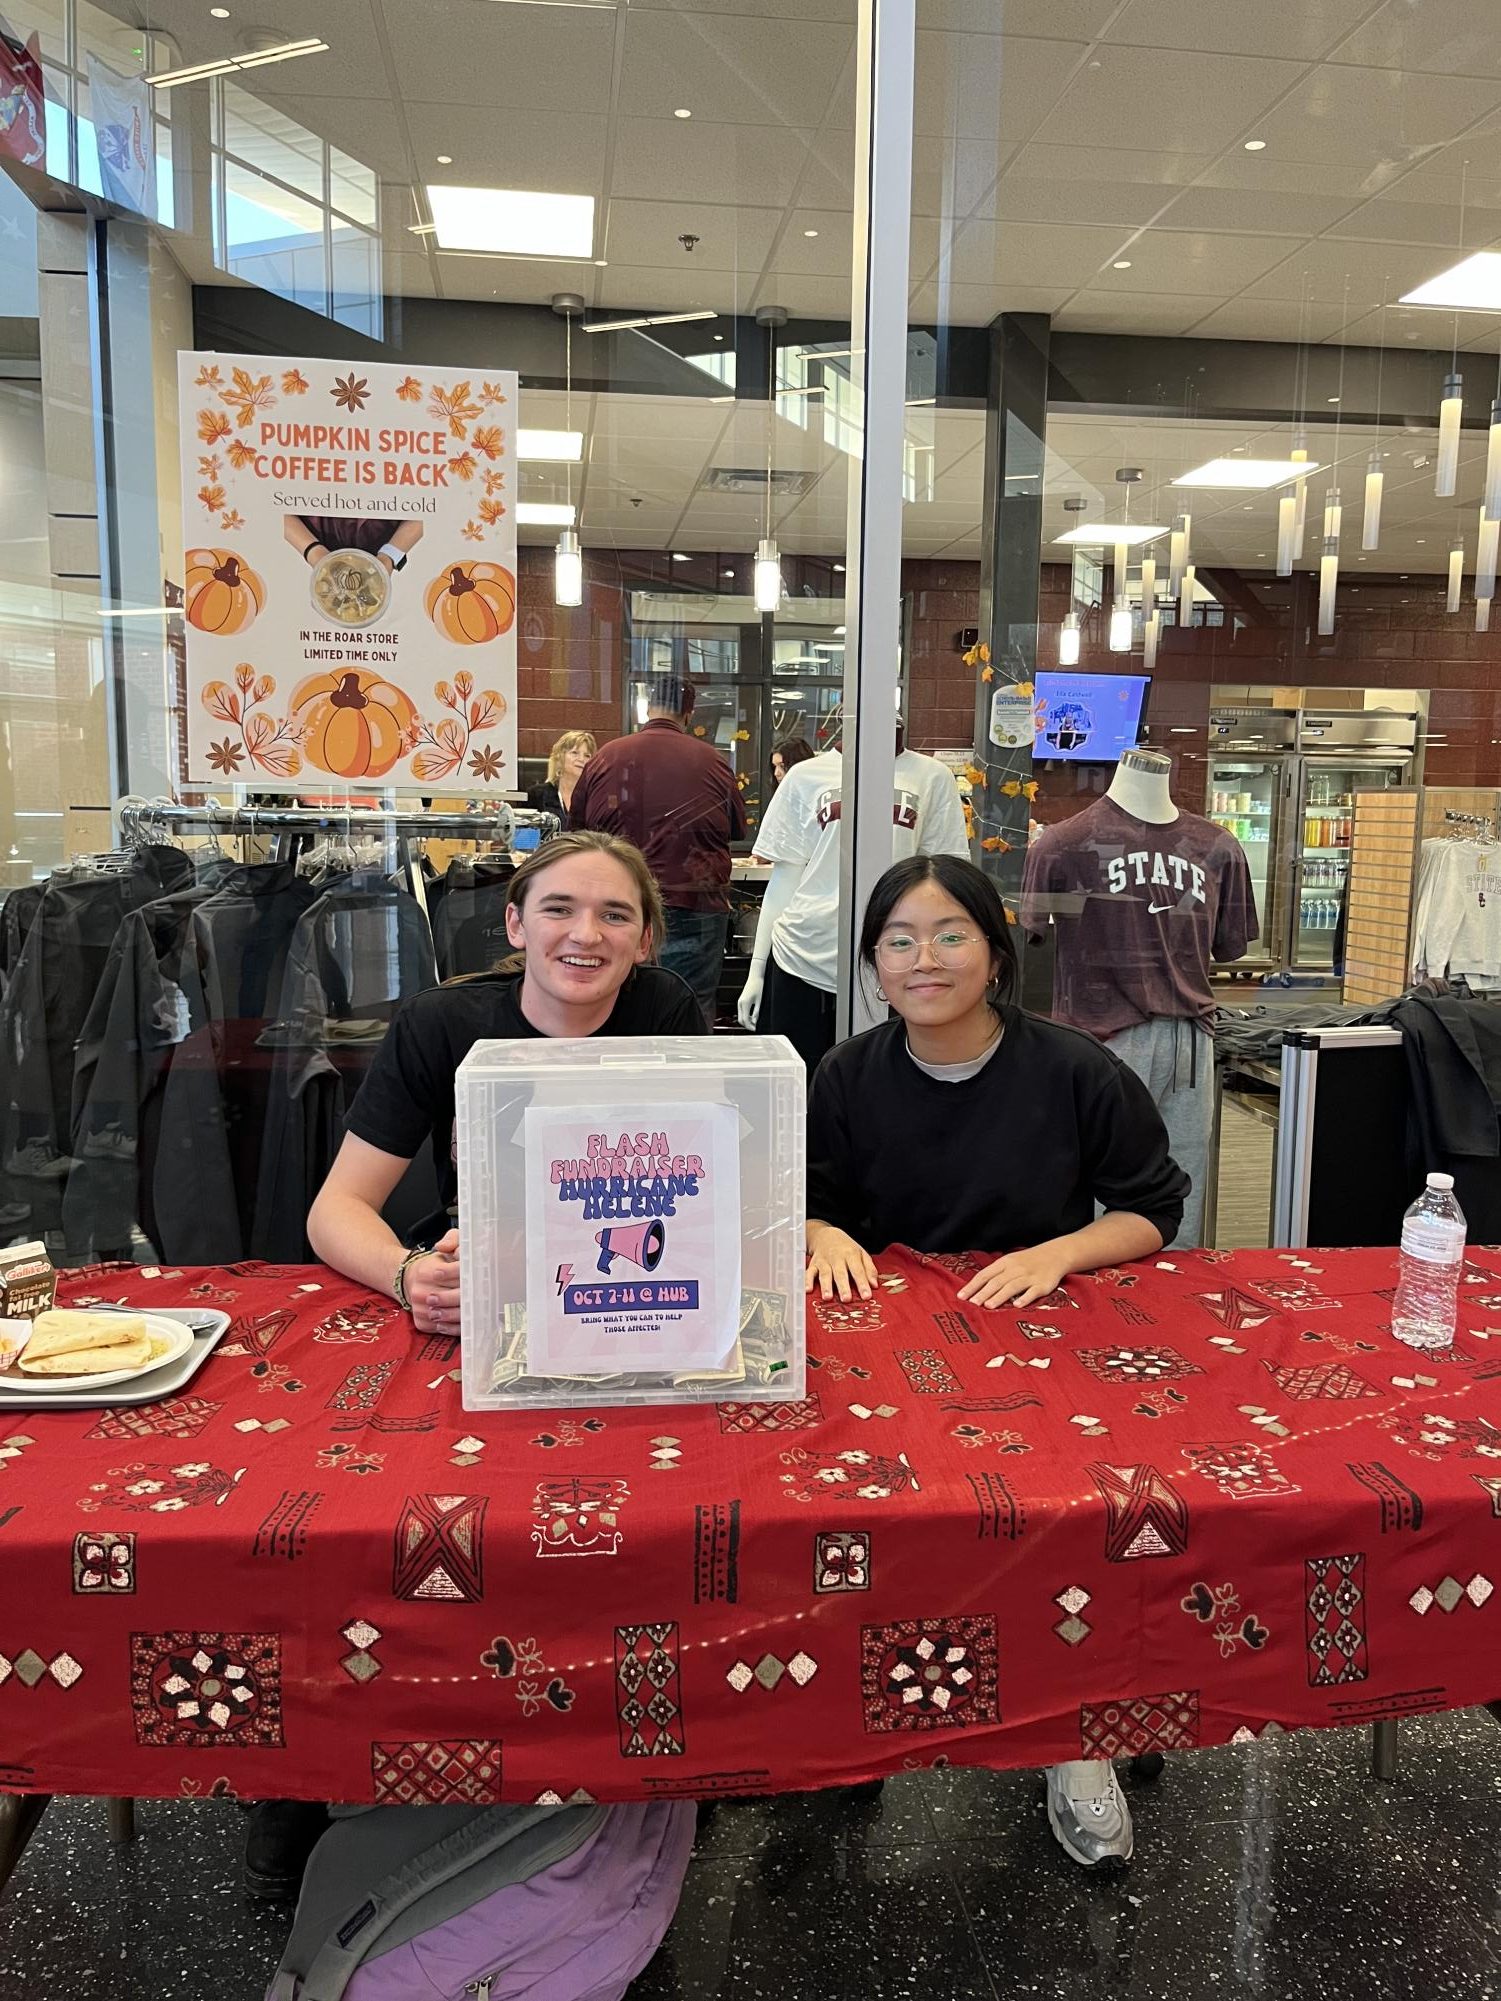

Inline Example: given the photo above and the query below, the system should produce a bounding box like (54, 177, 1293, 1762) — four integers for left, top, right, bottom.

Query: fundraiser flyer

(524, 1104, 742, 1376)
(177, 351, 518, 792)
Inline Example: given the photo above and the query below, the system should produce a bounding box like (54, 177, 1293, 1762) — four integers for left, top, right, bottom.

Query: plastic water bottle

(1392, 1172, 1466, 1351)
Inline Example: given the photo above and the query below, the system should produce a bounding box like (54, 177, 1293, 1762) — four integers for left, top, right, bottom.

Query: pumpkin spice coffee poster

(176, 352, 518, 791)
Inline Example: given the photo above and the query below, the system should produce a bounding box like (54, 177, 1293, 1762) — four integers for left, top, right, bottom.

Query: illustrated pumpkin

(425, 561, 515, 645)
(290, 669, 418, 780)
(185, 548, 265, 635)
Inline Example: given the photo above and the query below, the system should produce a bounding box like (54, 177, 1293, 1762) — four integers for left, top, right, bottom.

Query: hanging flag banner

(523, 1103, 743, 1378)
(177, 350, 518, 791)
(85, 57, 153, 215)
(0, 11, 46, 168)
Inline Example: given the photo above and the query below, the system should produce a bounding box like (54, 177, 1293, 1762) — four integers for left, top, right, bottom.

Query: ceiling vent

(701, 466, 818, 498)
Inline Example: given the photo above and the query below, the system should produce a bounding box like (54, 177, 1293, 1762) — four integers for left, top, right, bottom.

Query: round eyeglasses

(873, 929, 983, 970)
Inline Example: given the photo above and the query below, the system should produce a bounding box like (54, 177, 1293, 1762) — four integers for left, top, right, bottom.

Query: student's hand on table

(958, 1244, 1069, 1310)
(805, 1227, 878, 1303)
(404, 1228, 462, 1334)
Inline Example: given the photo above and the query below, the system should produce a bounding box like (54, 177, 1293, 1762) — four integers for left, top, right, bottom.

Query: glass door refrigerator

(1205, 709, 1297, 973)
(1285, 710, 1417, 974)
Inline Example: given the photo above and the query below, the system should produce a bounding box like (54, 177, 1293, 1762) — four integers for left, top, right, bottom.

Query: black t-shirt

(807, 1005, 1188, 1255)
(346, 965, 706, 1237)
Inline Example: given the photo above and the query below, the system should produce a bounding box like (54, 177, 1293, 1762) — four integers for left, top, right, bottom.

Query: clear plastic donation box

(456, 1034, 806, 1411)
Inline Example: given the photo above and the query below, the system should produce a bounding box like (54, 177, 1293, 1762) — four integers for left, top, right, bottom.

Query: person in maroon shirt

(568, 675, 747, 1023)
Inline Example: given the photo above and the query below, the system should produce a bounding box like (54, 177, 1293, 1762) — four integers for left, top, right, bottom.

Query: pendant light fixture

(1485, 382, 1501, 523)
(1110, 467, 1143, 646)
(1448, 534, 1466, 614)
(1143, 612, 1160, 672)
(1108, 602, 1133, 652)
(1059, 610, 1081, 666)
(753, 305, 786, 615)
(1317, 537, 1340, 637)
(1478, 502, 1500, 602)
(1322, 488, 1342, 541)
(1276, 491, 1297, 576)
(1291, 440, 1310, 549)
(1139, 552, 1156, 610)
(551, 294, 584, 607)
(1436, 165, 1469, 499)
(1480, 598, 1493, 633)
(1168, 512, 1191, 599)
(1178, 562, 1195, 628)
(1363, 286, 1388, 551)
(1315, 291, 1350, 639)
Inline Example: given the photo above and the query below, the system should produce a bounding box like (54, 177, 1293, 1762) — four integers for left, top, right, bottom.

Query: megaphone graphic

(595, 1219, 666, 1275)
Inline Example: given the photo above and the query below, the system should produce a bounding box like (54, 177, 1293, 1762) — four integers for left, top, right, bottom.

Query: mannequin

(739, 727, 969, 1074)
(1019, 749, 1256, 1247)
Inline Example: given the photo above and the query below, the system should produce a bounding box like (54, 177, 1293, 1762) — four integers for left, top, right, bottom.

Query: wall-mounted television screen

(1033, 671, 1150, 763)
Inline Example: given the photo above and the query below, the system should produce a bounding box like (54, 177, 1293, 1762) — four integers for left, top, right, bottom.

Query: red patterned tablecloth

(3, 1245, 1500, 1810)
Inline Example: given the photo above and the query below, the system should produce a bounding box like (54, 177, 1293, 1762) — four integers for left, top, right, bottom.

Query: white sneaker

(1045, 1759, 1134, 1870)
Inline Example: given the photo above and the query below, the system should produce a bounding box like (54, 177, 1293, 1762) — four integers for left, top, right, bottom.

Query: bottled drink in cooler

(1392, 1172, 1466, 1351)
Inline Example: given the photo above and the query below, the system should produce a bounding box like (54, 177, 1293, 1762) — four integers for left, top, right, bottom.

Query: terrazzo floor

(2, 1706, 1500, 1999)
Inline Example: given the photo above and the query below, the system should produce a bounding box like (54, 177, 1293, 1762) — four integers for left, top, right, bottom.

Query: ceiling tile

(632, 0, 855, 17)
(1100, 229, 1311, 296)
(990, 175, 1172, 228)
(252, 91, 407, 179)
(1154, 186, 1361, 236)
(617, 11, 854, 129)
(381, 0, 615, 112)
(401, 104, 609, 193)
(594, 263, 748, 314)
(925, 0, 1118, 33)
(1330, 0, 1501, 75)
(912, 31, 1084, 144)
(430, 252, 602, 308)
(908, 279, 1065, 324)
(1326, 199, 1501, 248)
(612, 119, 814, 207)
(1008, 141, 1215, 190)
(1033, 47, 1309, 153)
(1107, 0, 1373, 61)
(1195, 151, 1406, 201)
(602, 200, 782, 275)
(1247, 62, 1501, 169)
(1235, 237, 1455, 304)
(1183, 299, 1354, 341)
(923, 218, 1135, 289)
(1056, 289, 1238, 334)
(741, 272, 856, 318)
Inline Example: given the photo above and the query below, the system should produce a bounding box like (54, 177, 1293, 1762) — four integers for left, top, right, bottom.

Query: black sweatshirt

(807, 1006, 1188, 1255)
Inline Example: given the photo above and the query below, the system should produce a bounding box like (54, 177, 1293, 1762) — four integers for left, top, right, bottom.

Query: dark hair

(857, 854, 1018, 1011)
(771, 735, 816, 779)
(647, 673, 695, 718)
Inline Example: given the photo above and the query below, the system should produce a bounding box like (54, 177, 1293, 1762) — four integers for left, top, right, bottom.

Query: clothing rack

(116, 798, 559, 917)
(1443, 808, 1497, 840)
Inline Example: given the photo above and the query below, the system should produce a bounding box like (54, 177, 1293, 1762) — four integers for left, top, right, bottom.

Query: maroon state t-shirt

(1018, 796, 1257, 1038)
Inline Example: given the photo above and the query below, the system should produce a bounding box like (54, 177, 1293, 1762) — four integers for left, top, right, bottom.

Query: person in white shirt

(738, 734, 970, 1072)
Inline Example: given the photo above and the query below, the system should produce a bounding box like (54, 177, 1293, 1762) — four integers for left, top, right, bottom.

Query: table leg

(107, 1797, 136, 1846)
(0, 1794, 52, 1898)
(1371, 1719, 1399, 1781)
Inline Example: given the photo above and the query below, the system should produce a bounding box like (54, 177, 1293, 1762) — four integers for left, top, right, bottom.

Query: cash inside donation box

(456, 1035, 806, 1410)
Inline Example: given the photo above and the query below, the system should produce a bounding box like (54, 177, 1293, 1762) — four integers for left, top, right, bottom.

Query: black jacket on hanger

(1392, 992, 1501, 1239)
(432, 855, 515, 978)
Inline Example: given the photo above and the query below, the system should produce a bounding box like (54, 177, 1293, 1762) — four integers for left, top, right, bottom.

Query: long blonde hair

(485, 831, 665, 977)
(546, 729, 597, 786)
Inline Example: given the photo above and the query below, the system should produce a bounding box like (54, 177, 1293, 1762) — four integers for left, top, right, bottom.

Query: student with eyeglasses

(803, 850, 1187, 1873)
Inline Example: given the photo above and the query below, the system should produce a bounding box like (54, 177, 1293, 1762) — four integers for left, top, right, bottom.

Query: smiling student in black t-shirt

(307, 830, 704, 1337)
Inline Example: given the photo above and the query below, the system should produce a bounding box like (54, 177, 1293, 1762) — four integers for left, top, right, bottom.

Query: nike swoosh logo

(1148, 902, 1175, 915)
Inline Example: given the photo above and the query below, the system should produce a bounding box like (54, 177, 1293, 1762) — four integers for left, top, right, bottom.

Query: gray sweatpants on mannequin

(1105, 1015, 1213, 1249)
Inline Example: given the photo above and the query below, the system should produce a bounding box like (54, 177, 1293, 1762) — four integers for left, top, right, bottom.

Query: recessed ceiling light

(674, 107, 692, 119)
(722, 568, 735, 577)
(1173, 456, 1325, 489)
(1243, 139, 1267, 152)
(672, 552, 691, 562)
(517, 428, 583, 462)
(1401, 252, 1501, 311)
(713, 333, 724, 341)
(1327, 395, 1340, 403)
(833, 562, 846, 571)
(426, 185, 595, 258)
(1054, 522, 1166, 546)
(516, 502, 577, 527)
(436, 153, 452, 165)
(1113, 259, 1132, 270)
(209, 6, 230, 15)
(804, 229, 819, 238)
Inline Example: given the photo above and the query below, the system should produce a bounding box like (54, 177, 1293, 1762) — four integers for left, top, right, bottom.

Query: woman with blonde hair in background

(527, 729, 596, 821)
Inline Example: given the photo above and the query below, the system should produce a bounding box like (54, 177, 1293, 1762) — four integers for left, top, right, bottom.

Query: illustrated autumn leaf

(462, 520, 483, 542)
(436, 718, 465, 757)
(331, 372, 370, 412)
(203, 682, 241, 723)
(470, 424, 503, 460)
(220, 510, 245, 532)
(1015, 679, 1034, 697)
(981, 664, 994, 682)
(198, 484, 227, 513)
(468, 691, 504, 731)
(478, 497, 506, 525)
(244, 713, 273, 753)
(453, 671, 474, 700)
(429, 379, 483, 439)
(198, 455, 221, 478)
(1022, 779, 1039, 800)
(206, 737, 243, 773)
(483, 469, 505, 495)
(448, 451, 478, 482)
(980, 836, 1012, 853)
(396, 375, 423, 403)
(435, 680, 457, 711)
(221, 366, 275, 428)
(255, 740, 303, 777)
(195, 364, 223, 389)
(469, 746, 504, 782)
(227, 438, 257, 470)
(252, 674, 275, 704)
(197, 408, 231, 445)
(281, 368, 309, 395)
(412, 747, 461, 781)
(481, 380, 507, 406)
(235, 663, 256, 691)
